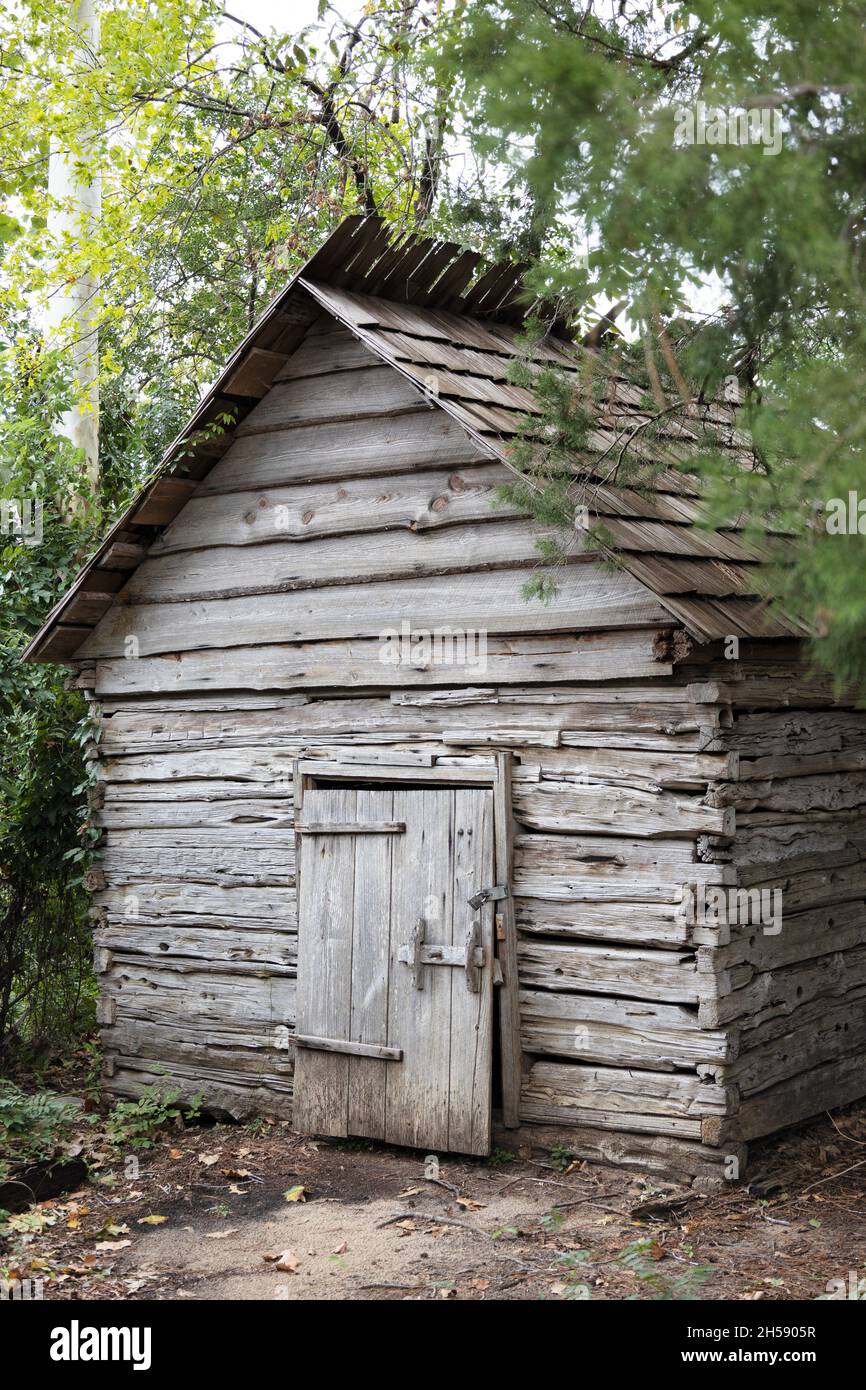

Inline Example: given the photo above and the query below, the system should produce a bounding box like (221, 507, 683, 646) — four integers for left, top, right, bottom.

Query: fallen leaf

(332, 1240, 348, 1255)
(229, 1184, 247, 1195)
(261, 1252, 280, 1262)
(168, 1149, 184, 1161)
(95, 1239, 132, 1252)
(204, 1229, 238, 1240)
(95, 1222, 129, 1240)
(137, 1215, 167, 1226)
(274, 1249, 300, 1273)
(198, 1153, 220, 1167)
(222, 1168, 252, 1180)
(457, 1197, 485, 1211)
(283, 1185, 306, 1203)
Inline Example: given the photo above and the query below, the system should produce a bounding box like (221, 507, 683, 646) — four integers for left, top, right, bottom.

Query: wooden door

(293, 786, 496, 1155)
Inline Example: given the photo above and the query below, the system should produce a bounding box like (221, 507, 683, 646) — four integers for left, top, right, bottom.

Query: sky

(219, 0, 362, 37)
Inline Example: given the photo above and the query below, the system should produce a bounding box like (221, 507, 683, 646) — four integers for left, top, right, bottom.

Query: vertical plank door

(293, 786, 495, 1154)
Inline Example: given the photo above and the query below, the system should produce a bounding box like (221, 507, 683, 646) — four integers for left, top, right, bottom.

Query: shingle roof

(24, 215, 805, 662)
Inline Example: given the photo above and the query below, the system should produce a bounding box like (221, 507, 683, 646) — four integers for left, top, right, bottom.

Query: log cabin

(24, 216, 866, 1189)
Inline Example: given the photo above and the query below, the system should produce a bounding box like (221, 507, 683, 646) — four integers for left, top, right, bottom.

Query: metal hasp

(467, 883, 509, 912)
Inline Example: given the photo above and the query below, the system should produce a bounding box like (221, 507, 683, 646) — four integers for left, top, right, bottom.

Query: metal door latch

(467, 883, 509, 911)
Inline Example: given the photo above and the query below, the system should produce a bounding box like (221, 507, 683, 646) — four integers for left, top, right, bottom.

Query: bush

(104, 1085, 203, 1150)
(0, 330, 100, 1063)
(0, 1080, 84, 1179)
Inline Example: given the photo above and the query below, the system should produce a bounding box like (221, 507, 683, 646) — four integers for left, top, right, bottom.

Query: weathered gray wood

(515, 896, 692, 948)
(292, 785, 495, 1154)
(710, 772, 866, 815)
(236, 365, 425, 434)
(148, 462, 515, 554)
(700, 943, 866, 1028)
(99, 957, 296, 1031)
(128, 519, 560, 601)
(98, 841, 294, 888)
(79, 565, 670, 659)
(519, 989, 731, 1070)
(199, 410, 487, 493)
(96, 798, 293, 829)
(725, 987, 866, 1097)
(517, 941, 701, 1004)
(347, 787, 395, 1138)
(447, 788, 495, 1152)
(735, 1048, 866, 1141)
(296, 820, 405, 834)
(494, 752, 521, 1128)
(95, 922, 296, 968)
(298, 759, 497, 785)
(293, 787, 356, 1136)
(496, 1120, 747, 1187)
(521, 1060, 732, 1138)
(106, 1058, 294, 1121)
(293, 1035, 402, 1062)
(272, 327, 377, 381)
(512, 779, 732, 838)
(703, 898, 866, 974)
(92, 882, 295, 926)
(83, 632, 679, 696)
(726, 709, 866, 759)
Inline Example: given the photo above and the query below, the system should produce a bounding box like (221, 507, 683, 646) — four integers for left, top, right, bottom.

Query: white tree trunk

(44, 0, 101, 491)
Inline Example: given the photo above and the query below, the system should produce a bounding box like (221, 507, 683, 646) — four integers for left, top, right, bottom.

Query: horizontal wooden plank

(293, 1034, 402, 1061)
(735, 1048, 866, 1142)
(297, 759, 497, 785)
(517, 940, 701, 1004)
(273, 328, 377, 381)
(126, 519, 559, 601)
(198, 410, 489, 493)
(710, 772, 866, 815)
(147, 463, 515, 554)
(95, 923, 296, 968)
(93, 882, 296, 925)
(700, 943, 866, 1029)
(494, 1120, 744, 1185)
(515, 896, 692, 949)
(236, 365, 424, 434)
(512, 779, 732, 839)
(519, 989, 730, 1070)
(521, 1060, 731, 1138)
(84, 632, 678, 697)
(96, 800, 293, 830)
(79, 565, 670, 659)
(725, 986, 866, 1097)
(295, 820, 405, 834)
(98, 841, 294, 888)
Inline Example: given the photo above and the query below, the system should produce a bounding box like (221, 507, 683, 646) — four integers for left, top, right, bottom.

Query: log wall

(71, 321, 866, 1187)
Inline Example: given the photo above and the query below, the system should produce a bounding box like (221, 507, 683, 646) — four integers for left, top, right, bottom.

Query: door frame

(293, 752, 521, 1129)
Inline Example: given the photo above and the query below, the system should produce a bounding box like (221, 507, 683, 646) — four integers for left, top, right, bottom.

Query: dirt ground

(4, 1097, 866, 1301)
